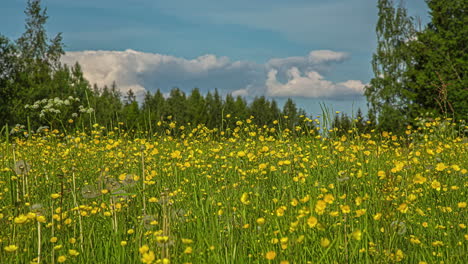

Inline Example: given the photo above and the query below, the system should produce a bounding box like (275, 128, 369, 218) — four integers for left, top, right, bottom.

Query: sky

(1, 0, 430, 117)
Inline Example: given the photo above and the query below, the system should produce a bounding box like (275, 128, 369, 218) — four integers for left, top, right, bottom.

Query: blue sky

(1, 0, 430, 116)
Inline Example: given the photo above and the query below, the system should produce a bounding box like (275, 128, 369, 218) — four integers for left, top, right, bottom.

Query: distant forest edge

(1, 0, 466, 135)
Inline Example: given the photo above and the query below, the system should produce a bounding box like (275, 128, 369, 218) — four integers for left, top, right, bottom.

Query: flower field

(0, 118, 467, 263)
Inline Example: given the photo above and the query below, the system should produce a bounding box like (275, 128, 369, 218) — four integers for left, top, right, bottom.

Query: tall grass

(0, 117, 467, 263)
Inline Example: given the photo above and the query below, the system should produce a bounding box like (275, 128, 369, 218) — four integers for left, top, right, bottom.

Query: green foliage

(366, 0, 415, 132)
(0, 0, 94, 129)
(367, 0, 467, 132)
(405, 0, 468, 121)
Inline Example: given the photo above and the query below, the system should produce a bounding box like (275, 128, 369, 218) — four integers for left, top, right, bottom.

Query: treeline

(90, 83, 309, 132)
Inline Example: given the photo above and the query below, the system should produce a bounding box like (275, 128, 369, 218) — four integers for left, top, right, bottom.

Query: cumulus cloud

(61, 49, 364, 100)
(265, 67, 365, 99)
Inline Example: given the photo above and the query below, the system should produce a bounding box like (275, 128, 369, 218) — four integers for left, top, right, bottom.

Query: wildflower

(373, 213, 382, 220)
(4, 245, 18, 252)
(395, 249, 404, 261)
(351, 229, 362, 241)
(397, 203, 409, 213)
(184, 246, 193, 254)
(57, 256, 66, 263)
(315, 200, 327, 215)
(340, 205, 351, 214)
(121, 241, 127, 246)
(141, 250, 155, 264)
(265, 251, 276, 260)
(240, 193, 250, 205)
(324, 194, 335, 204)
(139, 245, 149, 254)
(431, 180, 441, 191)
(320, 237, 331, 248)
(435, 163, 447, 171)
(458, 202, 467, 208)
(256, 217, 266, 225)
(307, 216, 318, 228)
(68, 249, 79, 256)
(14, 214, 28, 224)
(413, 174, 426, 184)
(181, 238, 193, 244)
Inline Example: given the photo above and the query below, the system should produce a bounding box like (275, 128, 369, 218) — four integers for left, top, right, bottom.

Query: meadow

(0, 117, 467, 263)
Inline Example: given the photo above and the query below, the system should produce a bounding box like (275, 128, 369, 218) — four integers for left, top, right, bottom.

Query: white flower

(24, 104, 30, 109)
(71, 113, 78, 118)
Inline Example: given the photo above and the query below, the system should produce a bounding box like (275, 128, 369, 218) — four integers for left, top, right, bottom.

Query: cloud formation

(61, 49, 365, 100)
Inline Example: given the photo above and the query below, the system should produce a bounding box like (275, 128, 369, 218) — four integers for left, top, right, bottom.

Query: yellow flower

(4, 245, 18, 252)
(351, 229, 362, 241)
(256, 217, 266, 225)
(458, 202, 467, 208)
(435, 163, 447, 171)
(307, 216, 318, 228)
(378, 170, 386, 180)
(431, 180, 441, 191)
(240, 193, 250, 205)
(413, 174, 427, 184)
(315, 200, 327, 215)
(120, 241, 127, 246)
(340, 205, 351, 214)
(265, 251, 276, 260)
(323, 194, 335, 204)
(184, 246, 193, 254)
(397, 203, 409, 213)
(57, 256, 66, 263)
(373, 213, 382, 220)
(395, 249, 404, 261)
(148, 197, 158, 203)
(320, 237, 331, 248)
(170, 150, 181, 159)
(36, 215, 46, 223)
(68, 249, 79, 256)
(355, 209, 367, 217)
(141, 250, 155, 264)
(51, 193, 61, 199)
(276, 207, 285, 216)
(139, 245, 149, 254)
(177, 238, 191, 245)
(14, 214, 28, 224)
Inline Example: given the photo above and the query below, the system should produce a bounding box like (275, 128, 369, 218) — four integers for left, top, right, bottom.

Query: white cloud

(61, 49, 365, 100)
(265, 67, 365, 98)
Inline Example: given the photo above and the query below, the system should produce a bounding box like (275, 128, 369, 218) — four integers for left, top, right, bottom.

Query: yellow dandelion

(57, 256, 66, 263)
(184, 246, 193, 254)
(351, 229, 362, 241)
(340, 205, 351, 214)
(307, 216, 318, 228)
(4, 245, 18, 252)
(240, 193, 250, 205)
(320, 237, 331, 248)
(141, 250, 155, 264)
(431, 180, 441, 191)
(265, 251, 276, 260)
